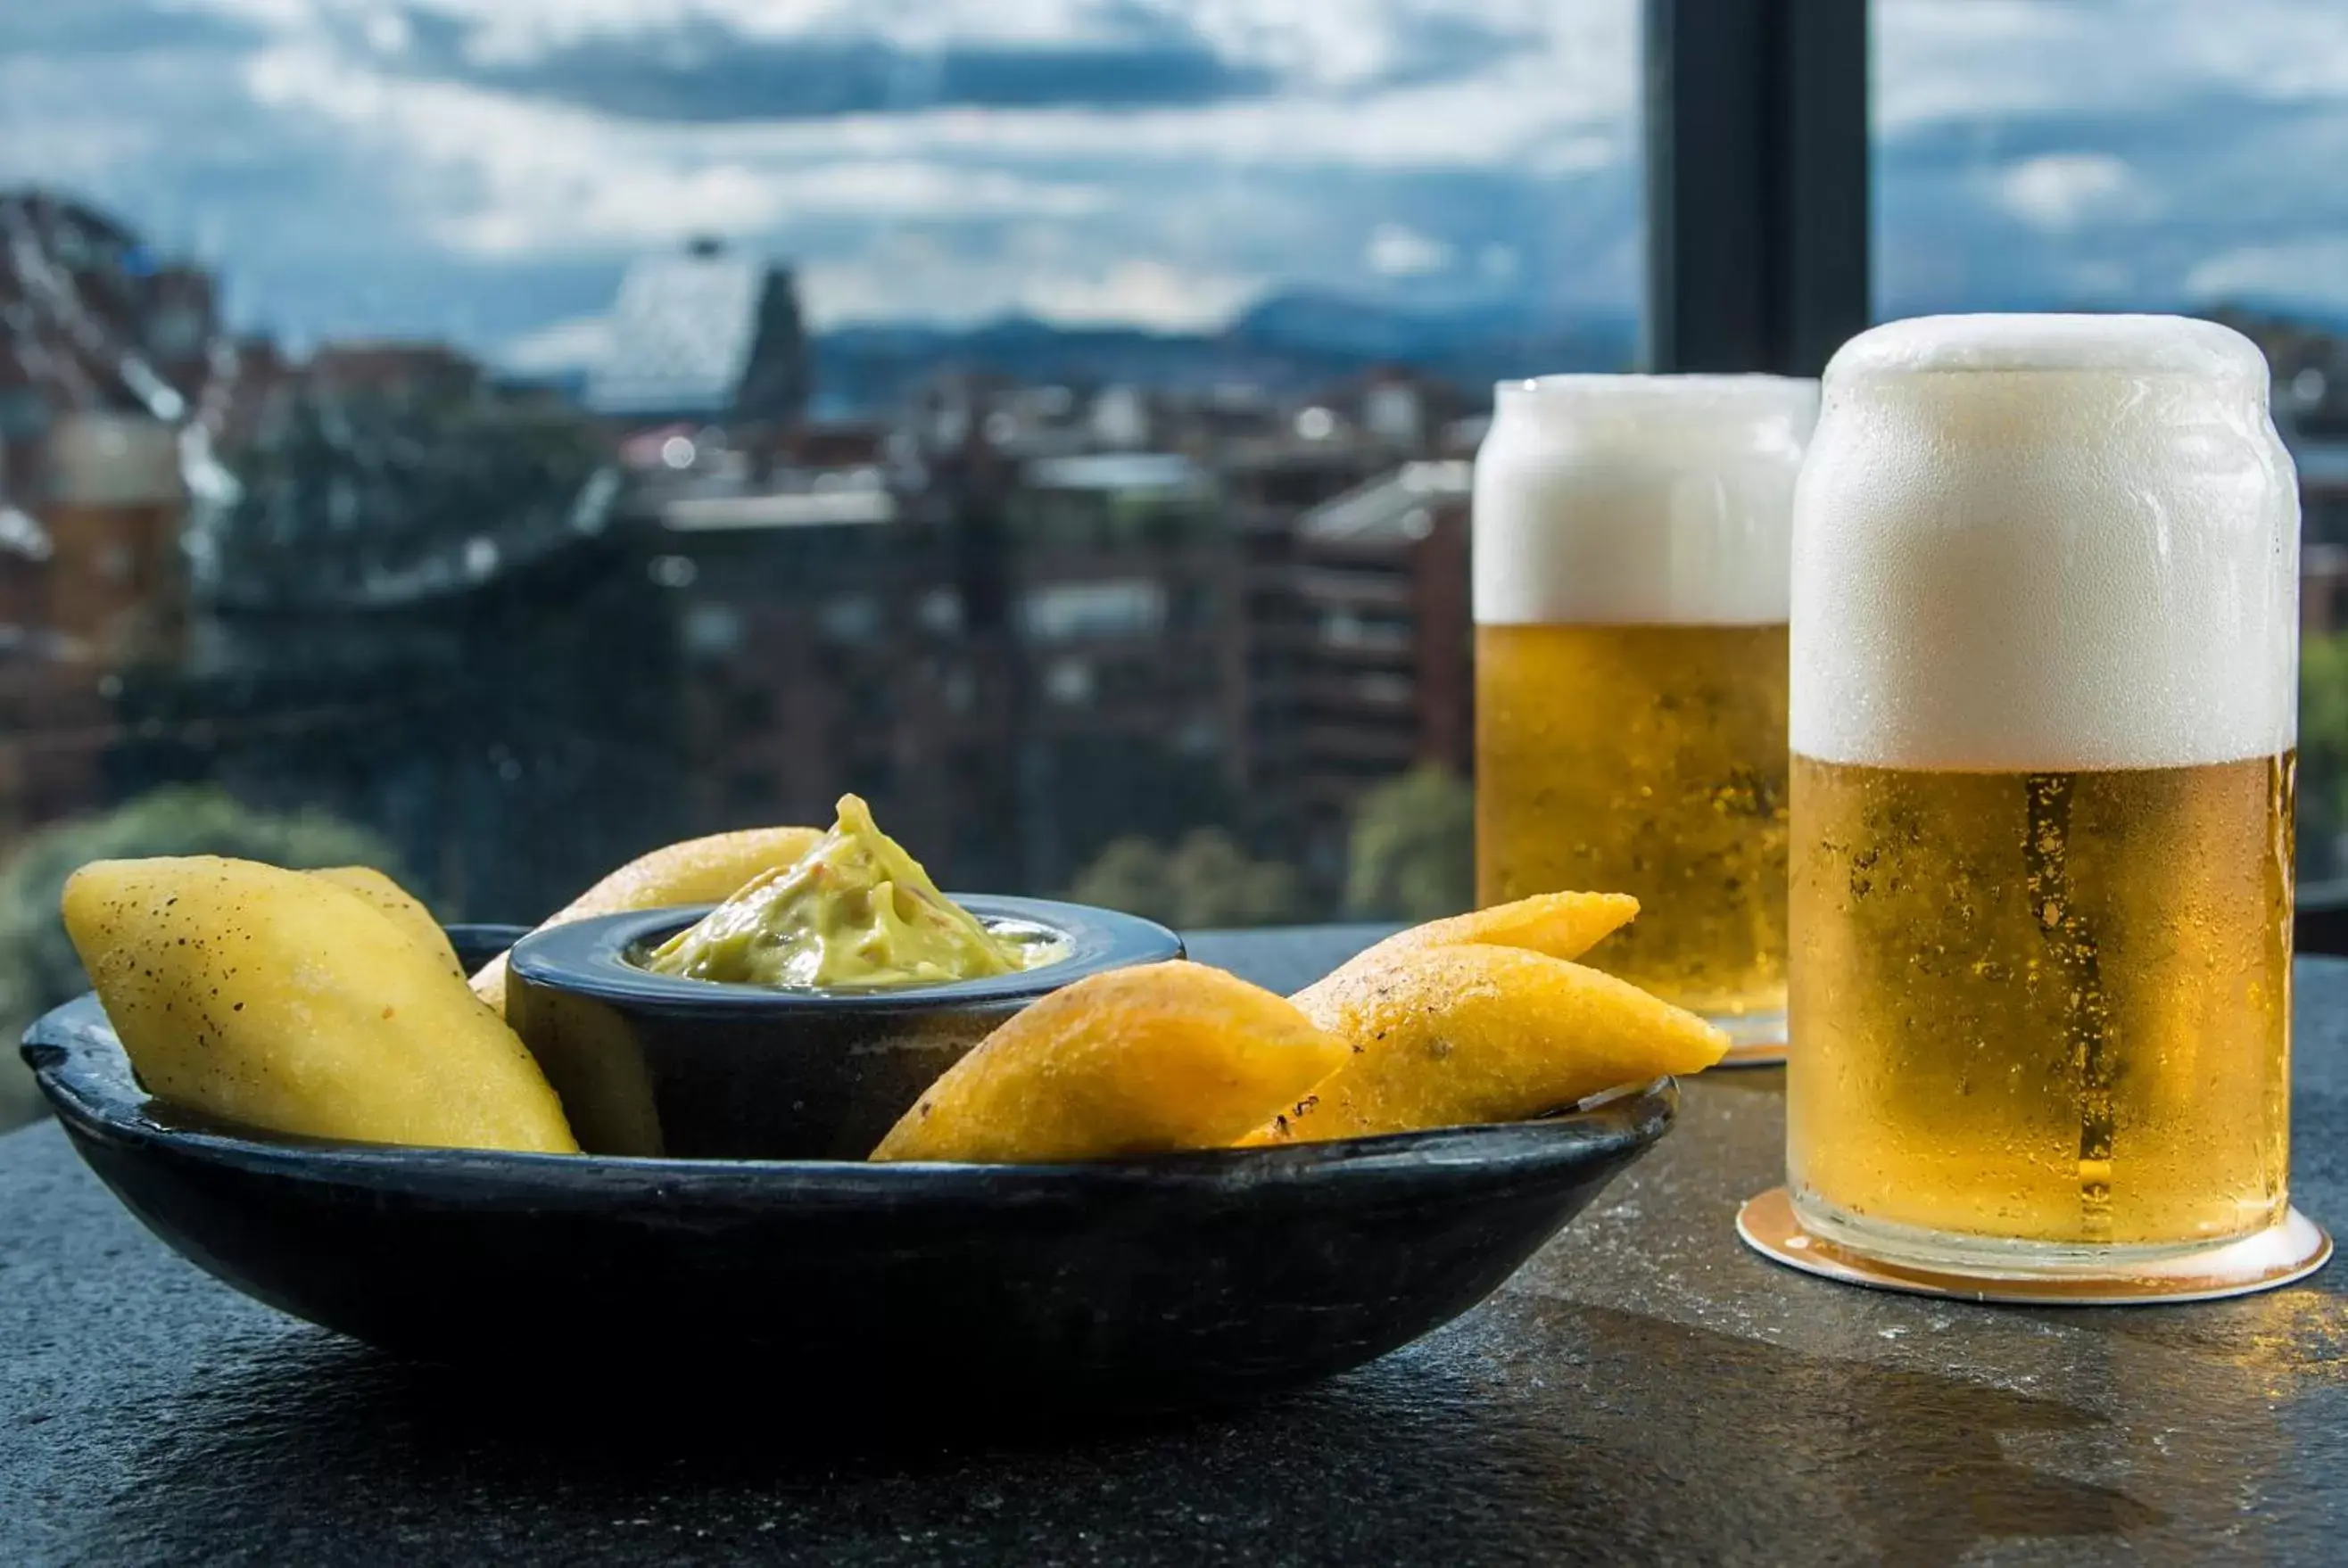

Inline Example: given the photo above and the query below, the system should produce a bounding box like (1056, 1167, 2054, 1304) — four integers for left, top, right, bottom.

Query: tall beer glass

(1788, 314, 2298, 1275)
(1475, 375, 1817, 1046)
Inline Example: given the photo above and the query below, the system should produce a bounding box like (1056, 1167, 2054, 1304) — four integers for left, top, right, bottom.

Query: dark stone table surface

(6, 926, 2347, 1566)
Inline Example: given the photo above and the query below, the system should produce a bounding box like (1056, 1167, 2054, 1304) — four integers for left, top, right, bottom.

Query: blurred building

(0, 194, 688, 918)
(44, 413, 186, 667)
(0, 483, 100, 847)
(305, 342, 481, 405)
(0, 192, 224, 852)
(646, 434, 1251, 895)
(0, 192, 217, 422)
(1246, 460, 1472, 885)
(188, 337, 620, 612)
(2212, 307, 2348, 633)
(0, 191, 215, 556)
(999, 451, 1252, 890)
(2297, 433, 2348, 634)
(0, 189, 1493, 916)
(143, 335, 674, 920)
(118, 524, 687, 924)
(633, 355, 1476, 904)
(587, 239, 810, 430)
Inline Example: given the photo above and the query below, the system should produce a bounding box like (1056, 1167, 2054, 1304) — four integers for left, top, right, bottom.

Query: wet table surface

(4, 928, 2346, 1566)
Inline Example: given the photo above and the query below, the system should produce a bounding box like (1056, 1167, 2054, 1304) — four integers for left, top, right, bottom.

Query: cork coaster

(1736, 1186, 2332, 1306)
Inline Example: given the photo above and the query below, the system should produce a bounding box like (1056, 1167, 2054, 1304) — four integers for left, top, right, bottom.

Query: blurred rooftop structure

(0, 191, 213, 432)
(1300, 460, 1473, 544)
(586, 239, 809, 427)
(1022, 452, 1202, 494)
(660, 487, 897, 532)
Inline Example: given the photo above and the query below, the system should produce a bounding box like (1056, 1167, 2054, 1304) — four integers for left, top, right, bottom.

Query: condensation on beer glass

(1473, 375, 1818, 1043)
(1788, 313, 2299, 1275)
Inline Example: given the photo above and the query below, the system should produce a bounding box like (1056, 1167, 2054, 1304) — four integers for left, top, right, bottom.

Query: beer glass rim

(1825, 312, 2269, 390)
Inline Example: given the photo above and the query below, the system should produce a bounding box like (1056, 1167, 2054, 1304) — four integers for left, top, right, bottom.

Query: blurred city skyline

(9, 1, 2348, 371)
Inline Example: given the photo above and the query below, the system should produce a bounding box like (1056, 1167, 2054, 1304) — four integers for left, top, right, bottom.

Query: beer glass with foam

(1788, 314, 2298, 1275)
(1474, 375, 1818, 1047)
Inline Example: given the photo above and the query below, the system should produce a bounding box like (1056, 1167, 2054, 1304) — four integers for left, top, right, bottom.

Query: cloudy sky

(4, 0, 2346, 372)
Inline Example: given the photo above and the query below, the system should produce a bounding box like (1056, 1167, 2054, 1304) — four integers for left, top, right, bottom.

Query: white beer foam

(1473, 374, 1818, 625)
(1791, 314, 2299, 771)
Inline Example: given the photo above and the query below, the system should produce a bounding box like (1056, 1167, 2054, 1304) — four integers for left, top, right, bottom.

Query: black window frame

(1642, 0, 1870, 377)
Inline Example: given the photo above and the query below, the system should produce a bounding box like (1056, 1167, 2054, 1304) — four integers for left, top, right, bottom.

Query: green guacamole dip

(643, 794, 1060, 989)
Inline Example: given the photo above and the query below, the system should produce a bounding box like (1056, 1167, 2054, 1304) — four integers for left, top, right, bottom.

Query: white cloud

(499, 311, 614, 372)
(170, 0, 1639, 344)
(322, 0, 1186, 60)
(1996, 153, 2145, 233)
(1872, 1, 2348, 318)
(181, 0, 1617, 95)
(1179, 0, 1586, 92)
(167, 0, 317, 28)
(1876, 0, 2348, 131)
(360, 8, 412, 54)
(244, 42, 1114, 257)
(21, 0, 2344, 351)
(236, 18, 1633, 186)
(2187, 238, 2348, 307)
(798, 251, 1259, 331)
(0, 107, 154, 185)
(1017, 259, 1260, 329)
(1366, 222, 1451, 277)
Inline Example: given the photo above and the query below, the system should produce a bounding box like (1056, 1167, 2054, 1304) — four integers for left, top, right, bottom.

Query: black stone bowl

(505, 897, 1185, 1159)
(23, 927, 1679, 1411)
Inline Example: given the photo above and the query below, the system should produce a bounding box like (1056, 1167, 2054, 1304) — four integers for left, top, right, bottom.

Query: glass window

(1874, 0, 2348, 884)
(0, 3, 1642, 1114)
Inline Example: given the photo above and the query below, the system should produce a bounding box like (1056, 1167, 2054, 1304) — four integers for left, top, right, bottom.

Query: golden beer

(1472, 375, 1815, 1042)
(1477, 622, 1787, 1018)
(1788, 753, 2293, 1252)
(1788, 313, 2302, 1273)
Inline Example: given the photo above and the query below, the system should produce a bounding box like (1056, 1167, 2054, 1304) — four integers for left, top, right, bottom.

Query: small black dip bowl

(505, 895, 1183, 1159)
(24, 925, 1680, 1412)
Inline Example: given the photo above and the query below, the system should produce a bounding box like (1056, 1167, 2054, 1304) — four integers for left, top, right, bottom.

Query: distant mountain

(1233, 291, 1640, 392)
(809, 292, 1638, 414)
(811, 318, 1252, 413)
(1229, 292, 1613, 357)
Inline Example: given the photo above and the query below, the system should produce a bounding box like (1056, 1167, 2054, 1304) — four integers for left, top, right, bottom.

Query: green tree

(0, 786, 406, 1047)
(2303, 631, 2348, 879)
(1067, 829, 1310, 929)
(1345, 764, 1475, 921)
